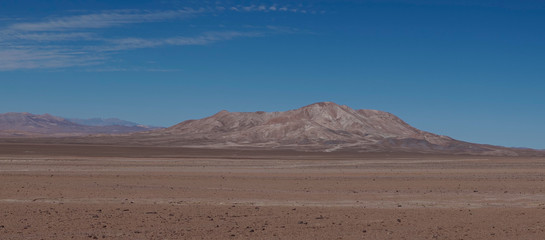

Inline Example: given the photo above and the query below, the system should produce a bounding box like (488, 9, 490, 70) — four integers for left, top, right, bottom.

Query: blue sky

(1, 0, 544, 149)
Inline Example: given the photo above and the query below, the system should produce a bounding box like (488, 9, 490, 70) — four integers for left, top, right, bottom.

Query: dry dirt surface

(1, 143, 545, 239)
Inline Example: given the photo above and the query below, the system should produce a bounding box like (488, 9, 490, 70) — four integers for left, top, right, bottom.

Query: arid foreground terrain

(1, 143, 545, 239)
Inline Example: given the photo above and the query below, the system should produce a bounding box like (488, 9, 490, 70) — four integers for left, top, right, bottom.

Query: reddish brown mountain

(0, 112, 155, 136)
(136, 102, 532, 155)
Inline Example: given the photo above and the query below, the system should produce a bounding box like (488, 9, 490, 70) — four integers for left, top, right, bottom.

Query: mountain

(67, 117, 141, 127)
(0, 112, 156, 136)
(134, 102, 540, 156)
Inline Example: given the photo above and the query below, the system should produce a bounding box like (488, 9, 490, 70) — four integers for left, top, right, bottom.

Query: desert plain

(1, 142, 545, 239)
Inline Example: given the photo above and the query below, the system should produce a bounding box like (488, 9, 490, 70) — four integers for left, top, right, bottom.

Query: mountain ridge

(2, 103, 542, 156)
(0, 112, 156, 136)
(67, 117, 140, 127)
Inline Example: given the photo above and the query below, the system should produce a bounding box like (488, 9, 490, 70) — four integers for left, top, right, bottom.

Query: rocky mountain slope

(0, 112, 155, 136)
(134, 102, 533, 155)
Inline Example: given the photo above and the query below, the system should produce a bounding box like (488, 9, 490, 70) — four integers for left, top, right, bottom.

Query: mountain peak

(213, 110, 230, 115)
(301, 101, 344, 109)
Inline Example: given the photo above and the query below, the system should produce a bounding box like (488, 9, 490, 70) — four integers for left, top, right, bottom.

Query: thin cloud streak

(84, 67, 183, 72)
(9, 9, 198, 32)
(102, 31, 263, 51)
(0, 48, 104, 70)
(228, 4, 314, 13)
(6, 32, 96, 42)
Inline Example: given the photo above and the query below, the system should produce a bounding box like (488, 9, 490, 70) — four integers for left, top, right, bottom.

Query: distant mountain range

(1, 103, 543, 156)
(67, 117, 143, 127)
(0, 112, 158, 136)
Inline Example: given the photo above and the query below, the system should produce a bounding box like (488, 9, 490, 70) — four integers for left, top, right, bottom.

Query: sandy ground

(1, 143, 545, 239)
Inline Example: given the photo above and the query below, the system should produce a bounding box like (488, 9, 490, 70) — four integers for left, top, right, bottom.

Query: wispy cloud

(84, 66, 183, 72)
(9, 9, 197, 32)
(0, 48, 104, 71)
(0, 4, 313, 71)
(5, 32, 96, 42)
(101, 31, 263, 51)
(229, 4, 314, 13)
